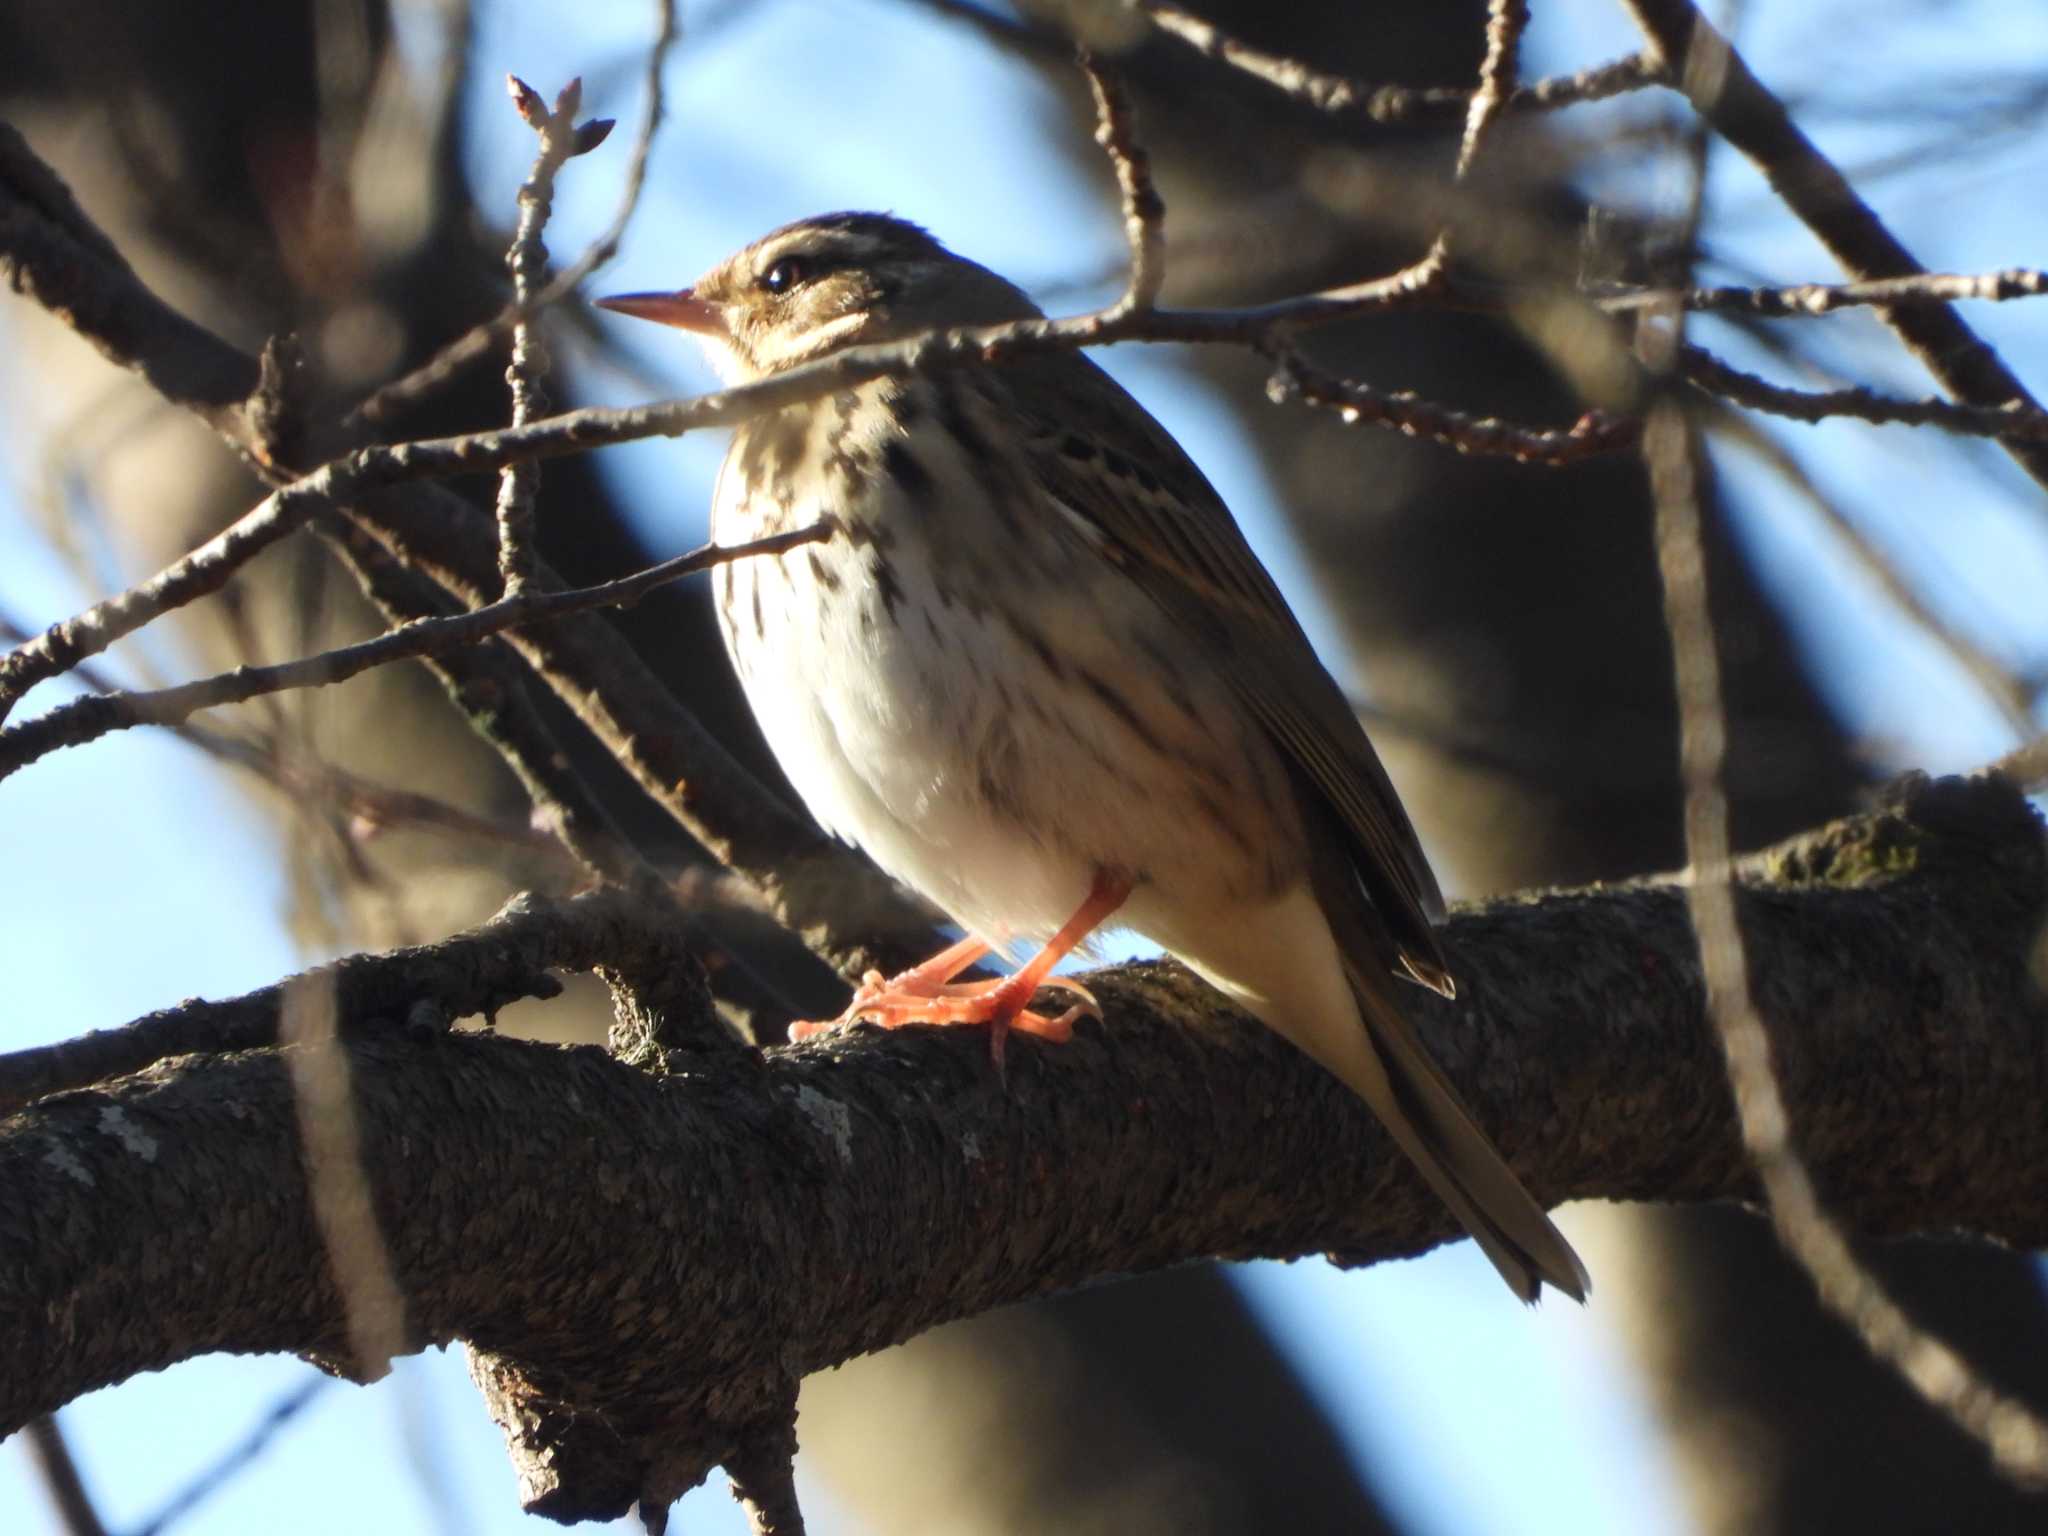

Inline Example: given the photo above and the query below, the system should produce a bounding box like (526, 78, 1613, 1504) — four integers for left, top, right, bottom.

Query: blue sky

(4, 1, 2045, 1531)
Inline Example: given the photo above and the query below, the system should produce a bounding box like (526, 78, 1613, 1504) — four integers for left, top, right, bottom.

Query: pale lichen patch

(97, 1105, 160, 1162)
(43, 1142, 93, 1187)
(790, 1085, 855, 1164)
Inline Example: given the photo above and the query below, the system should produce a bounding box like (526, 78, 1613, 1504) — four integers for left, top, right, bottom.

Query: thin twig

(1621, 0, 2048, 494)
(1277, 0, 1523, 367)
(1595, 267, 2048, 318)
(1704, 408, 2040, 736)
(128, 1379, 330, 1536)
(1680, 346, 2048, 440)
(0, 524, 829, 783)
(1132, 3, 1669, 122)
(22, 1415, 107, 1536)
(1648, 393, 2048, 1488)
(1455, 0, 1530, 181)
(1398, 0, 1529, 299)
(1269, 353, 1640, 464)
(314, 510, 665, 892)
(0, 487, 318, 724)
(280, 974, 409, 1381)
(349, 0, 677, 427)
(1079, 52, 1166, 313)
(0, 608, 586, 869)
(496, 75, 610, 597)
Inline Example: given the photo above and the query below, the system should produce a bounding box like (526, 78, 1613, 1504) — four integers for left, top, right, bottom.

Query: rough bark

(4, 773, 2043, 1521)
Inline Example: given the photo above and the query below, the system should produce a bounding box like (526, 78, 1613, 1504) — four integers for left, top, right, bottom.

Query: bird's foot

(786, 932, 994, 1043)
(862, 973, 1100, 1037)
(787, 872, 1129, 1072)
(786, 972, 1100, 1045)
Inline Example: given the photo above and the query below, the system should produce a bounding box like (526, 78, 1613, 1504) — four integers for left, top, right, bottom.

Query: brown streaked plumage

(597, 213, 1587, 1303)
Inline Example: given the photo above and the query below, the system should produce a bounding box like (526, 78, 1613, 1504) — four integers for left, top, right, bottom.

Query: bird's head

(595, 212, 1040, 384)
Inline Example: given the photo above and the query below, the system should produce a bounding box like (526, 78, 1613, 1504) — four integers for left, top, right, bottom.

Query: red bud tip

(507, 75, 547, 127)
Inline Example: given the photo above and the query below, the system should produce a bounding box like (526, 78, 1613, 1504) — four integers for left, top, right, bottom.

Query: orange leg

(787, 872, 1134, 1065)
(786, 933, 993, 1043)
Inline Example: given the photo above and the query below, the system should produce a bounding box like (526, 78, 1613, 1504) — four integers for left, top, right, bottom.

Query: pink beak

(593, 288, 726, 337)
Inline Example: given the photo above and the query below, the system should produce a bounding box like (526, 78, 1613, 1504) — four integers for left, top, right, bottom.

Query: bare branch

(5, 773, 2045, 1514)
(1269, 353, 1642, 465)
(1597, 267, 2048, 318)
(0, 524, 827, 783)
(1681, 347, 2048, 441)
(1649, 398, 2048, 1486)
(1704, 409, 2040, 736)
(1454, 0, 1529, 181)
(0, 608, 589, 870)
(22, 1416, 107, 1536)
(1621, 0, 2048, 494)
(280, 974, 408, 1382)
(349, 0, 679, 426)
(0, 884, 716, 1118)
(0, 124, 265, 452)
(495, 74, 604, 597)
(0, 486, 319, 724)
(332, 495, 946, 979)
(312, 511, 669, 894)
(1079, 52, 1166, 313)
(30, 287, 2042, 758)
(128, 1380, 329, 1536)
(1132, 3, 1669, 122)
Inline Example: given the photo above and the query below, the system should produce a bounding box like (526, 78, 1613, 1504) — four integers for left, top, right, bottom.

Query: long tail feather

(1342, 955, 1589, 1303)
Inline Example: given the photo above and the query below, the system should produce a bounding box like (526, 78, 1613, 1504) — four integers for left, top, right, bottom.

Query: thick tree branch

(0, 886, 705, 1118)
(0, 123, 265, 448)
(3, 774, 2043, 1520)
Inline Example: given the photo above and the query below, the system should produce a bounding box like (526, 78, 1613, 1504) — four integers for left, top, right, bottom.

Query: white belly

(709, 402, 1302, 951)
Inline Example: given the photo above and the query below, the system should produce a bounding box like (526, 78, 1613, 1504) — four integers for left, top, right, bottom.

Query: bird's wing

(992, 358, 1453, 990)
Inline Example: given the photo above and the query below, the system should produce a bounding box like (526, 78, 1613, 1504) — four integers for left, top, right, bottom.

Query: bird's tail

(1158, 874, 1588, 1304)
(1334, 953, 1589, 1304)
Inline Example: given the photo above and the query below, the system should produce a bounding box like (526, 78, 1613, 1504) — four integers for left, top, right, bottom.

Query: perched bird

(596, 213, 1588, 1303)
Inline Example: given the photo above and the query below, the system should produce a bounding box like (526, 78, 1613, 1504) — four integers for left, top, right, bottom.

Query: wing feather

(989, 358, 1452, 988)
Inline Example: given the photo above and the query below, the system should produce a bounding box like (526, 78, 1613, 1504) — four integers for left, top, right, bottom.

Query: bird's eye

(758, 258, 810, 295)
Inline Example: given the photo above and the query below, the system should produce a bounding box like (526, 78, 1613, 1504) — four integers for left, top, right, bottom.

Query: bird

(596, 212, 1588, 1303)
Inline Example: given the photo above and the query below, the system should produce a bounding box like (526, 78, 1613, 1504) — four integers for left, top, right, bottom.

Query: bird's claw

(785, 974, 1094, 1050)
